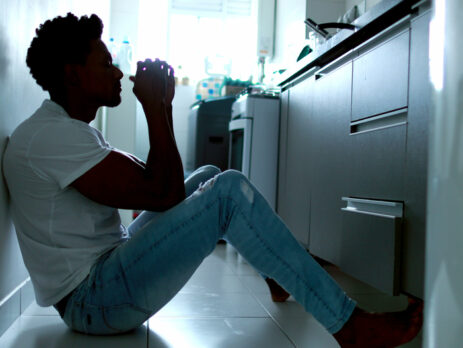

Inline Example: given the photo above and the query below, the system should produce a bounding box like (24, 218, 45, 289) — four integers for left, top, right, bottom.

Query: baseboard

(0, 278, 34, 337)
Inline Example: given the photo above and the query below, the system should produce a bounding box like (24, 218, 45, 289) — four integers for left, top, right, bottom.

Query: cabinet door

(308, 62, 352, 264)
(277, 78, 313, 246)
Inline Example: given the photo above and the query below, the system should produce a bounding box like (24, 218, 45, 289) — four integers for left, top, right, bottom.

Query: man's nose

(115, 66, 123, 79)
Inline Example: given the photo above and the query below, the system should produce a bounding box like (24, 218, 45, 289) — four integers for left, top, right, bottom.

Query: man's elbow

(153, 182, 186, 212)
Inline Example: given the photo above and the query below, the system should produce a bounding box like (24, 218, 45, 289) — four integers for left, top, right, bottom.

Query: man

(3, 13, 422, 346)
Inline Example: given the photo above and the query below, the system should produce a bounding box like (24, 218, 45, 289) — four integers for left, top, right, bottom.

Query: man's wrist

(142, 100, 163, 117)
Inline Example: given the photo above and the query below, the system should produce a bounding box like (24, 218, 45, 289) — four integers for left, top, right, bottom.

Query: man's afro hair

(26, 13, 103, 91)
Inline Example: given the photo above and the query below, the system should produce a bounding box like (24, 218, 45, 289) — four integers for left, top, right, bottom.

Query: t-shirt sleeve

(28, 121, 112, 189)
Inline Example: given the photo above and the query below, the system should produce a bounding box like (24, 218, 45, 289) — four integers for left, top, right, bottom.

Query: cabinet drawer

(340, 198, 403, 295)
(348, 111, 407, 200)
(352, 30, 410, 121)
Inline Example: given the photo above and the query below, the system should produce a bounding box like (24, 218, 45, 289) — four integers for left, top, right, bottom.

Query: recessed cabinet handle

(341, 197, 403, 218)
(411, 0, 431, 10)
(350, 108, 408, 134)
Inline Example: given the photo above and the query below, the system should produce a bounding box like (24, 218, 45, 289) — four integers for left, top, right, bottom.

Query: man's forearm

(144, 102, 185, 204)
(165, 103, 184, 194)
(166, 104, 174, 139)
(128, 58, 185, 208)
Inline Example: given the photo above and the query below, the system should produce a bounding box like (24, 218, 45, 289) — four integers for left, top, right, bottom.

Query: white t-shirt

(3, 100, 127, 306)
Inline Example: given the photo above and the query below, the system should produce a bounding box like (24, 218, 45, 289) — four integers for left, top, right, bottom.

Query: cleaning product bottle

(107, 37, 120, 68)
(118, 37, 133, 74)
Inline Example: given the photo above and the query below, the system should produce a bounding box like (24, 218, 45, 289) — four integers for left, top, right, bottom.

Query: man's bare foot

(333, 297, 423, 348)
(265, 278, 290, 302)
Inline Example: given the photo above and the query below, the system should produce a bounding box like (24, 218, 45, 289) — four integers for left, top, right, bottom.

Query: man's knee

(218, 170, 254, 203)
(196, 170, 250, 198)
(202, 165, 221, 174)
(200, 165, 221, 178)
(219, 169, 247, 184)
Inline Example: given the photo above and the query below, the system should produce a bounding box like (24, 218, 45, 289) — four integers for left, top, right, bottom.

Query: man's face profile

(74, 39, 123, 108)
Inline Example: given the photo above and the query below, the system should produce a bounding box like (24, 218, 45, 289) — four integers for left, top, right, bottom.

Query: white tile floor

(0, 244, 422, 347)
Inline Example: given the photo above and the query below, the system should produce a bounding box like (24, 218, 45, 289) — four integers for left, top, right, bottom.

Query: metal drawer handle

(341, 197, 403, 218)
(350, 108, 408, 135)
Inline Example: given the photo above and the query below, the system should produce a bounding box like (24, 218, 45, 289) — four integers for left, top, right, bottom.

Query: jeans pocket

(102, 303, 150, 334)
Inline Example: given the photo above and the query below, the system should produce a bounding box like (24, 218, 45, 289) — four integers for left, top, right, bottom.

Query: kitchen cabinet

(342, 12, 431, 297)
(344, 118, 407, 294)
(339, 25, 411, 295)
(277, 7, 431, 298)
(277, 77, 313, 246)
(308, 61, 353, 264)
(348, 26, 410, 201)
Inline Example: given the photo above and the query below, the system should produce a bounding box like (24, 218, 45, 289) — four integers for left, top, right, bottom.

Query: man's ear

(63, 64, 80, 87)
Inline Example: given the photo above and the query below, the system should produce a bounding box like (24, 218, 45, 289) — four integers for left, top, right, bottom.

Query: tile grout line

(0, 279, 30, 307)
(243, 280, 298, 348)
(215, 244, 297, 346)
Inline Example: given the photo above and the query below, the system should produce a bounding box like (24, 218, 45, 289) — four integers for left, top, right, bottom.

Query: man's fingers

(144, 58, 172, 76)
(158, 61, 168, 78)
(133, 58, 173, 100)
(135, 60, 150, 80)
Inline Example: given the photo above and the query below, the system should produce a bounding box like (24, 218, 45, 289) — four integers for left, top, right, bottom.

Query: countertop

(276, 0, 423, 89)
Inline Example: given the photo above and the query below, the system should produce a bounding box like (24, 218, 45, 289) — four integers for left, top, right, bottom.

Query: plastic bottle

(118, 38, 133, 74)
(107, 37, 120, 68)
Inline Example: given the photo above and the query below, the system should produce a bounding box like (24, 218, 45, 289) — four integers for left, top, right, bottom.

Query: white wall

(172, 85, 197, 165)
(105, 0, 194, 165)
(271, 0, 307, 70)
(105, 0, 140, 157)
(345, 0, 382, 12)
(269, 0, 382, 75)
(307, 0, 346, 24)
(104, 0, 195, 226)
(270, 0, 349, 73)
(424, 0, 463, 346)
(0, 0, 110, 333)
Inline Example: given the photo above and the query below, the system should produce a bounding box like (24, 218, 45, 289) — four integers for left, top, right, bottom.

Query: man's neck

(50, 93, 97, 124)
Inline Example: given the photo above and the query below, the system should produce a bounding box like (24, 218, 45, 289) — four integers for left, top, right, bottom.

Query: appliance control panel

(232, 93, 279, 119)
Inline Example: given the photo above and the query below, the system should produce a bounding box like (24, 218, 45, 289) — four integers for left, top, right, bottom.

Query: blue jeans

(59, 166, 356, 335)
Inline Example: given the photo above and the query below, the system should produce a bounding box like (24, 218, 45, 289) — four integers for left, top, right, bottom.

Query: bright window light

(138, 0, 258, 83)
(137, 0, 169, 62)
(429, 0, 446, 92)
